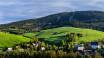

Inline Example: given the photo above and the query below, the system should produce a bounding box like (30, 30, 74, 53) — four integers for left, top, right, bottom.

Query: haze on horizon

(0, 0, 104, 24)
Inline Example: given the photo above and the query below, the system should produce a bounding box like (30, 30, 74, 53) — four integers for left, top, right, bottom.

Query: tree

(61, 40, 66, 46)
(52, 45, 58, 50)
(66, 33, 78, 42)
(31, 37, 38, 43)
(41, 42, 46, 47)
(77, 33, 83, 38)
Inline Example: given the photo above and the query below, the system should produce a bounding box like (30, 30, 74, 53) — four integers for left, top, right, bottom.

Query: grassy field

(0, 32, 30, 48)
(24, 27, 104, 43)
(0, 27, 104, 48)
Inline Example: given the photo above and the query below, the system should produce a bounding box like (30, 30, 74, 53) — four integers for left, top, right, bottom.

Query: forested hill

(1, 11, 104, 34)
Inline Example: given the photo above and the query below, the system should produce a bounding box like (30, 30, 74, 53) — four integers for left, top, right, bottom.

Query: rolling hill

(0, 32, 30, 48)
(24, 27, 104, 44)
(1, 11, 104, 34)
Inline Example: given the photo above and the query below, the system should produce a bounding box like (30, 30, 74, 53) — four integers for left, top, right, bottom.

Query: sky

(0, 0, 104, 24)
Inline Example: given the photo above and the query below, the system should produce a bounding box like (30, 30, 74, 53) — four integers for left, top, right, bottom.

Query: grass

(23, 33, 37, 38)
(0, 32, 30, 48)
(1, 26, 104, 49)
(34, 27, 104, 43)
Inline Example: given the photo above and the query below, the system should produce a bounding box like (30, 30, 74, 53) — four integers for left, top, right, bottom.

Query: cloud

(0, 0, 104, 24)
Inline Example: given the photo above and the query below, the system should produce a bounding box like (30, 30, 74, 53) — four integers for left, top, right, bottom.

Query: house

(58, 46, 63, 50)
(36, 43, 39, 47)
(77, 44, 85, 55)
(78, 46, 84, 51)
(32, 43, 36, 46)
(98, 45, 101, 49)
(7, 48, 13, 51)
(90, 42, 101, 49)
(32, 42, 40, 47)
(77, 44, 84, 51)
(41, 47, 45, 51)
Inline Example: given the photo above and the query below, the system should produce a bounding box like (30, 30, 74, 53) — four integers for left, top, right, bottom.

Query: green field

(0, 32, 30, 48)
(0, 27, 104, 48)
(29, 27, 104, 43)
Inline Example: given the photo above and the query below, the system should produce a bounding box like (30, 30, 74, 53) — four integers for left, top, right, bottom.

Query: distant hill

(24, 27, 104, 44)
(1, 11, 104, 34)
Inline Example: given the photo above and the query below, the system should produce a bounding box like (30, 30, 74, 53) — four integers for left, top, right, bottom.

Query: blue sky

(0, 0, 104, 24)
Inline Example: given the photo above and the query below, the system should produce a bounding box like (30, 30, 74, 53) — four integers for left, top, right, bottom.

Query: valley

(1, 11, 104, 58)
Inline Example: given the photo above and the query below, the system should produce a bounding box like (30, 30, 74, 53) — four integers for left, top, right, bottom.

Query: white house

(32, 43, 36, 46)
(97, 45, 101, 49)
(78, 44, 84, 51)
(41, 47, 45, 51)
(78, 46, 84, 51)
(7, 48, 13, 51)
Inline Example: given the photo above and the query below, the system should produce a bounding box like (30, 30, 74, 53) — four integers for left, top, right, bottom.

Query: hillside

(1, 11, 104, 34)
(0, 32, 30, 48)
(24, 27, 104, 44)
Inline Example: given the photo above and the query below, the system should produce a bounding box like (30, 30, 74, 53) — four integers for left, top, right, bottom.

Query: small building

(78, 46, 84, 51)
(98, 45, 101, 49)
(32, 43, 36, 46)
(7, 48, 13, 51)
(58, 46, 63, 50)
(77, 44, 85, 51)
(90, 42, 99, 49)
(41, 47, 45, 51)
(32, 42, 39, 47)
(77, 44, 85, 55)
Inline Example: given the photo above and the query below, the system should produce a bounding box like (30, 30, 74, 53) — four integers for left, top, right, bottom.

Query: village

(2, 33, 104, 58)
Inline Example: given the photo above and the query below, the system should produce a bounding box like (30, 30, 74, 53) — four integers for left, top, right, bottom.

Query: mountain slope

(1, 11, 104, 34)
(35, 27, 104, 43)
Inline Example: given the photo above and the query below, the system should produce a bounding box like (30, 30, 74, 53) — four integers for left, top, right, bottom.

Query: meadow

(0, 27, 104, 58)
(24, 27, 104, 44)
(0, 32, 30, 48)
